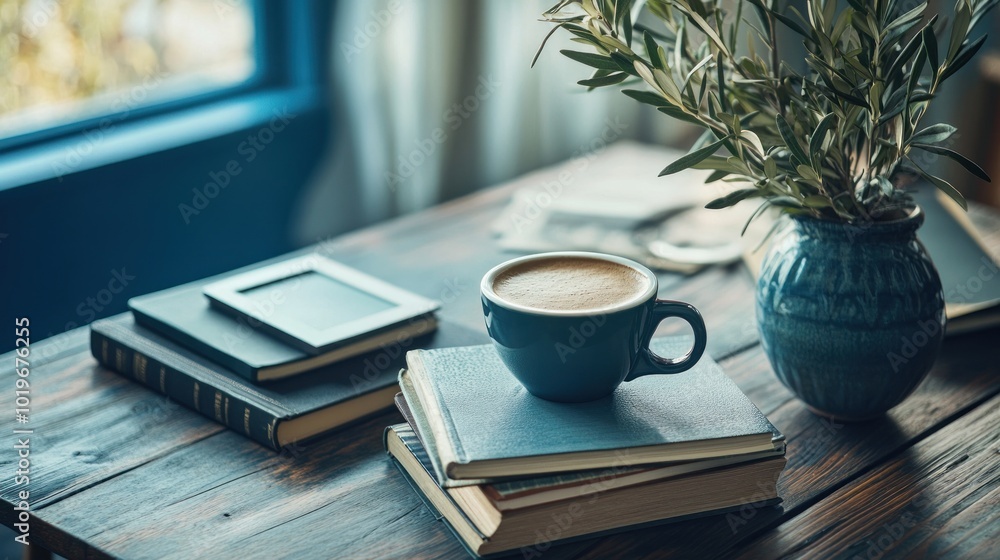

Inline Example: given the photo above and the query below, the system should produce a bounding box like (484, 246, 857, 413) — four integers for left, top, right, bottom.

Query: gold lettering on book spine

(243, 407, 251, 435)
(224, 397, 230, 426)
(193, 382, 200, 412)
(115, 348, 126, 371)
(159, 367, 166, 392)
(134, 354, 148, 384)
(213, 391, 223, 422)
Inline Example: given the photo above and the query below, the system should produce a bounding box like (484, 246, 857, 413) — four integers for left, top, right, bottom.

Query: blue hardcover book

(403, 337, 784, 482)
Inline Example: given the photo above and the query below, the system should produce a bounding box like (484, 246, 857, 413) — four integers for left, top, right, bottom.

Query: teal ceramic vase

(756, 207, 945, 421)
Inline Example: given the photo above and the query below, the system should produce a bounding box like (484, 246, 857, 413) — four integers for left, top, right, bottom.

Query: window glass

(0, 0, 256, 139)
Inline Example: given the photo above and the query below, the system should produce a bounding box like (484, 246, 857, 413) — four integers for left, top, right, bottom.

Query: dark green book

(91, 313, 486, 450)
(404, 338, 784, 482)
(385, 423, 784, 558)
(129, 256, 438, 383)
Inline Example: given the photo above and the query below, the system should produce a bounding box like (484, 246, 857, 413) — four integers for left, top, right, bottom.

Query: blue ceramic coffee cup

(481, 252, 707, 402)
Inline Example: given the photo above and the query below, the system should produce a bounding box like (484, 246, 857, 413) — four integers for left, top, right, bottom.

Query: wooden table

(3, 170, 1000, 559)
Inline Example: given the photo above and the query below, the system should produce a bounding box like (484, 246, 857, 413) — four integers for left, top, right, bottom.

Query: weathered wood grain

(0, 353, 222, 511)
(735, 393, 1000, 560)
(33, 384, 588, 560)
(37, 412, 436, 560)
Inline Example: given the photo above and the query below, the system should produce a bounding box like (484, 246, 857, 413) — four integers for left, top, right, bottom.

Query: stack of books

(388, 339, 786, 557)
(89, 253, 487, 450)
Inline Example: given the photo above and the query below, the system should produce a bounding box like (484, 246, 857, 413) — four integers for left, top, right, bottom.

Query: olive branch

(535, 0, 996, 225)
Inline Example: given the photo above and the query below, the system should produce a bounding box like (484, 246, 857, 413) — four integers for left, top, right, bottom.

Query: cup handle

(625, 300, 707, 381)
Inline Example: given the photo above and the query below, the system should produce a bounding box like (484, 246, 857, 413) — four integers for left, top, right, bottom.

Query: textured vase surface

(756, 208, 945, 420)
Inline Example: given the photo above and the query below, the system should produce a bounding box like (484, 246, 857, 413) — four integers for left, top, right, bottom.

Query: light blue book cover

(404, 337, 783, 480)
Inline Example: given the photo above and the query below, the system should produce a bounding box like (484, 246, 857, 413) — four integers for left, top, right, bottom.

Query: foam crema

(491, 256, 651, 312)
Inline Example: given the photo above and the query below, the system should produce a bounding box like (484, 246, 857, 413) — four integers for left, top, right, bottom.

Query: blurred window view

(0, 0, 256, 139)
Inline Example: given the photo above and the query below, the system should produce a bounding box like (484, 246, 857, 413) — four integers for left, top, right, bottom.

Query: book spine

(90, 329, 281, 451)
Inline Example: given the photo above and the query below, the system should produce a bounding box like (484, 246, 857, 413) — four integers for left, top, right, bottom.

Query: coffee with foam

(491, 256, 650, 312)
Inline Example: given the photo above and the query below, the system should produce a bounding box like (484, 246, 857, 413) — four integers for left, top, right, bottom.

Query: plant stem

(768, 10, 782, 112)
(769, 15, 780, 82)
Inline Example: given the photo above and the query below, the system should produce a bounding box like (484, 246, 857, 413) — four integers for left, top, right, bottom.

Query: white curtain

(292, 0, 689, 243)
